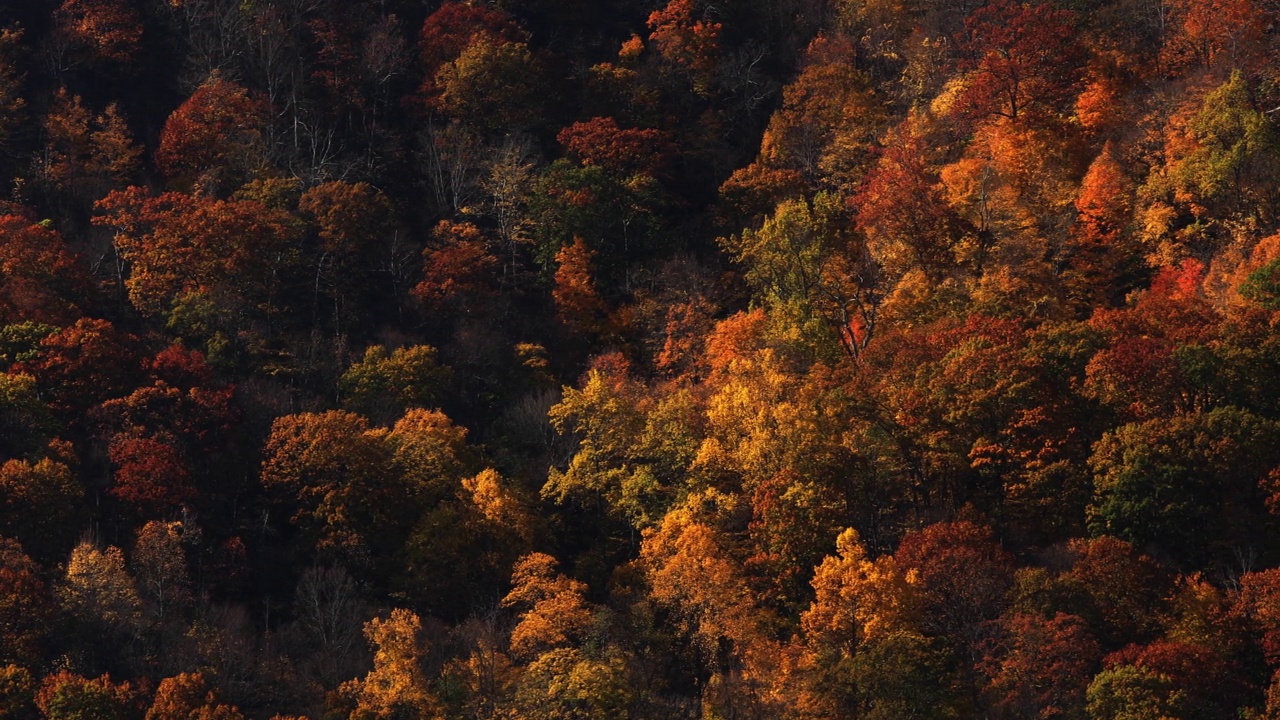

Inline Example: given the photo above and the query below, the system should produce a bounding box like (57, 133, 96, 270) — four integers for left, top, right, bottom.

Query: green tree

(1087, 407, 1280, 566)
(339, 345, 450, 425)
(1086, 665, 1188, 720)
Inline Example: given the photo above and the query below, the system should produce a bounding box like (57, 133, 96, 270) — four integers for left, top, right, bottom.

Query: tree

(108, 434, 195, 513)
(979, 613, 1101, 720)
(1083, 261, 1221, 421)
(337, 609, 440, 720)
(557, 117, 674, 180)
(386, 408, 470, 504)
(1138, 72, 1280, 260)
(35, 672, 139, 720)
(433, 38, 544, 133)
(1160, 0, 1267, 73)
(154, 73, 267, 189)
(339, 345, 449, 425)
(36, 89, 142, 203)
(52, 0, 143, 66)
(0, 26, 25, 155)
(0, 373, 54, 463)
(131, 521, 192, 622)
(1104, 640, 1241, 718)
(727, 192, 882, 361)
(855, 116, 966, 285)
(1063, 142, 1141, 310)
(0, 214, 93, 326)
(848, 631, 968, 720)
(647, 0, 722, 96)
(292, 565, 369, 687)
(1087, 407, 1280, 567)
(417, 1, 525, 100)
(0, 664, 35, 720)
(260, 411, 400, 566)
(509, 648, 632, 720)
(1061, 537, 1170, 648)
(953, 0, 1084, 123)
(553, 237, 608, 336)
(543, 356, 696, 528)
(413, 220, 500, 316)
(297, 181, 393, 333)
(1085, 665, 1188, 720)
(94, 188, 302, 318)
(0, 455, 81, 560)
(57, 542, 142, 638)
(502, 553, 594, 660)
(0, 537, 52, 666)
(802, 528, 919, 660)
(894, 521, 1013, 651)
(16, 318, 138, 420)
(146, 674, 242, 720)
(753, 35, 887, 189)
(640, 491, 776, 693)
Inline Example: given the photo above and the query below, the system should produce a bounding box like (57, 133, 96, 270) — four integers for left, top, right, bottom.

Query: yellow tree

(640, 490, 782, 716)
(57, 542, 141, 636)
(501, 553, 594, 661)
(338, 609, 440, 720)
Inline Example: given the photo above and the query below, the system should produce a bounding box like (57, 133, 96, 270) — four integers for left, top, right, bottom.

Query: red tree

(558, 117, 675, 179)
(895, 521, 1014, 646)
(108, 434, 196, 512)
(954, 0, 1084, 123)
(155, 74, 266, 187)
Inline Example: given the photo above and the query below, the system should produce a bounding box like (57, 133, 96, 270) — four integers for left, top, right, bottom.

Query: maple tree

(855, 116, 966, 285)
(412, 220, 500, 316)
(16, 318, 138, 420)
(0, 214, 92, 326)
(1062, 142, 1141, 310)
(502, 553, 595, 660)
(647, 0, 722, 96)
(1160, 0, 1268, 73)
(557, 117, 675, 180)
(895, 521, 1014, 652)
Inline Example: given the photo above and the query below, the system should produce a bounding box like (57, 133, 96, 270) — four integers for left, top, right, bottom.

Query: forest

(2, 0, 1280, 717)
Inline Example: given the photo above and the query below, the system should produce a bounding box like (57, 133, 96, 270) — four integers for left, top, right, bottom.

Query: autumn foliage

(1, 0, 1280, 718)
